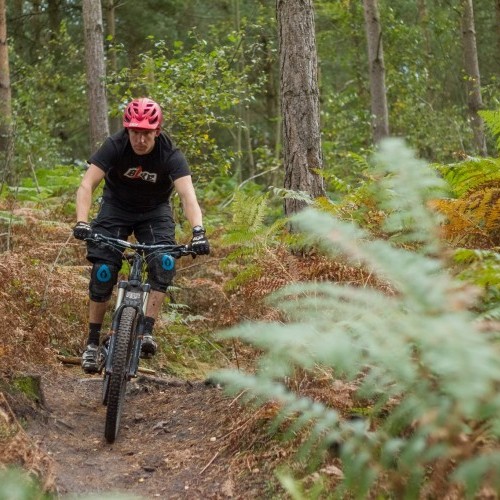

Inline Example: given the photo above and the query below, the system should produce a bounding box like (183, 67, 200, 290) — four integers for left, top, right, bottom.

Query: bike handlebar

(85, 232, 195, 258)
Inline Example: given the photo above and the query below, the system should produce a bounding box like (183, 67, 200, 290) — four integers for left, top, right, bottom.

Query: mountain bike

(86, 232, 194, 443)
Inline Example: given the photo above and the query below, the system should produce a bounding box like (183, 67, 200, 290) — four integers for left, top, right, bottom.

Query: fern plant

(221, 190, 288, 291)
(480, 109, 500, 152)
(1, 165, 83, 210)
(214, 139, 500, 498)
(432, 149, 500, 250)
(454, 248, 500, 320)
(427, 112, 500, 319)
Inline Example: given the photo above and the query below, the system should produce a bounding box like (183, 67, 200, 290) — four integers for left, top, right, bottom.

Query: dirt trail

(27, 366, 271, 499)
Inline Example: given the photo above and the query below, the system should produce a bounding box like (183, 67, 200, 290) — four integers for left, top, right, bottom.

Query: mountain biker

(73, 97, 210, 373)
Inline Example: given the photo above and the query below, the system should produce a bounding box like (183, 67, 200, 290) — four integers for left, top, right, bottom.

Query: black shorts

(87, 200, 176, 266)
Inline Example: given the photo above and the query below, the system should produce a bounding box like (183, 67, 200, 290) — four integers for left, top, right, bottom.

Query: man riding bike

(73, 97, 210, 373)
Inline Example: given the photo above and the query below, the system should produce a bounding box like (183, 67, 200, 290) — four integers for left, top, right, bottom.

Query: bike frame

(104, 250, 151, 380)
(86, 233, 194, 443)
(89, 233, 192, 383)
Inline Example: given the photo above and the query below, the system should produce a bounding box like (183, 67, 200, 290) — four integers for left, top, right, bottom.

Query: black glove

(73, 221, 91, 240)
(190, 226, 210, 255)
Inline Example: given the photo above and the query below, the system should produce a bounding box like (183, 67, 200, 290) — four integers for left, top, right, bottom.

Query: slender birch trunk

(104, 0, 121, 133)
(0, 0, 12, 155)
(363, 0, 390, 144)
(461, 0, 487, 155)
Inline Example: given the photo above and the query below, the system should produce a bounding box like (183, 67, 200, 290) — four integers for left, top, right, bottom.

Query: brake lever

(184, 244, 197, 259)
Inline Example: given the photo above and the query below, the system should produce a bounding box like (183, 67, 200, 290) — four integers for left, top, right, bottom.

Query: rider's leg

(85, 299, 109, 345)
(84, 201, 132, 335)
(82, 300, 109, 374)
(82, 202, 132, 373)
(139, 290, 166, 355)
(134, 204, 176, 358)
(82, 264, 118, 373)
(90, 299, 109, 323)
(138, 291, 166, 357)
(145, 290, 166, 319)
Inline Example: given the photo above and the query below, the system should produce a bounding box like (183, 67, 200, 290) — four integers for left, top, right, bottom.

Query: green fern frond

(270, 186, 314, 205)
(265, 217, 288, 234)
(220, 245, 259, 267)
(454, 248, 500, 266)
(222, 229, 262, 246)
(224, 263, 263, 292)
(342, 181, 376, 208)
(313, 196, 342, 216)
(435, 157, 500, 197)
(317, 170, 352, 194)
(215, 369, 341, 455)
(223, 192, 288, 248)
(0, 211, 25, 225)
(221, 190, 289, 291)
(167, 302, 190, 311)
(479, 109, 500, 152)
(227, 190, 270, 234)
(453, 248, 500, 318)
(346, 151, 371, 172)
(3, 166, 83, 203)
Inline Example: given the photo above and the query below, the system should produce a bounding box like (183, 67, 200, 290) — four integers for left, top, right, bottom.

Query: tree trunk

(47, 0, 63, 38)
(82, 0, 110, 153)
(276, 0, 325, 220)
(104, 0, 117, 70)
(461, 0, 487, 155)
(260, 33, 281, 179)
(0, 0, 12, 154)
(417, 0, 431, 60)
(104, 0, 121, 133)
(496, 0, 500, 73)
(233, 0, 243, 183)
(363, 0, 389, 144)
(32, 0, 43, 52)
(10, 0, 25, 58)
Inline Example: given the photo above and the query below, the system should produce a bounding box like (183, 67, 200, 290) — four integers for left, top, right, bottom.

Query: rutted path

(27, 367, 269, 499)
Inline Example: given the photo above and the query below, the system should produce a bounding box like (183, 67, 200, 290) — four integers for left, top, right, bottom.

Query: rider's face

(128, 128, 159, 155)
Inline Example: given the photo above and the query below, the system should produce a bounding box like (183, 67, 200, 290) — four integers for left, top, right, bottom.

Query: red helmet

(123, 98, 163, 129)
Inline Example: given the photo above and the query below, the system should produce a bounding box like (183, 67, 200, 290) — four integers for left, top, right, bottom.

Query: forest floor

(25, 364, 277, 499)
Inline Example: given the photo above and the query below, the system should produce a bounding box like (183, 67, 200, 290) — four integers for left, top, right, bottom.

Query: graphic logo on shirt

(124, 166, 157, 183)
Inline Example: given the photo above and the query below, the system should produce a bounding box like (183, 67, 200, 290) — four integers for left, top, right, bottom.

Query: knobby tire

(102, 372, 110, 406)
(104, 306, 136, 443)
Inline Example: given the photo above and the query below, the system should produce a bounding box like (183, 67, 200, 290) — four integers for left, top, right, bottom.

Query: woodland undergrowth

(215, 139, 500, 499)
(0, 137, 498, 497)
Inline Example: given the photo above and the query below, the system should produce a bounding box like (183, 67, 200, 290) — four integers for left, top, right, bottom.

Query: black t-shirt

(88, 129, 190, 211)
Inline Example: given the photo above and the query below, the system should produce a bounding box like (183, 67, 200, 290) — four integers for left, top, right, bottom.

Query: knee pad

(146, 254, 176, 293)
(89, 262, 119, 302)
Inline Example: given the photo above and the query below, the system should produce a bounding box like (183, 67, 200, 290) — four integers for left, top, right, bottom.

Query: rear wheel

(104, 306, 136, 443)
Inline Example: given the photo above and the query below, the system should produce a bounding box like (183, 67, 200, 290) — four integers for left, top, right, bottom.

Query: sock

(143, 317, 155, 336)
(87, 323, 102, 346)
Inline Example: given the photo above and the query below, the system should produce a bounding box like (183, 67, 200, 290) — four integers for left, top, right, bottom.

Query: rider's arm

(173, 175, 203, 229)
(76, 164, 105, 222)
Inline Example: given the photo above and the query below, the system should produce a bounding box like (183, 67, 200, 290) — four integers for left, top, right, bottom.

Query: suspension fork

(126, 252, 153, 377)
(128, 283, 152, 378)
(106, 254, 152, 378)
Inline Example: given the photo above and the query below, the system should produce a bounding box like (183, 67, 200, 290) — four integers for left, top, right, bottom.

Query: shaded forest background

(3, 0, 500, 185)
(0, 0, 500, 498)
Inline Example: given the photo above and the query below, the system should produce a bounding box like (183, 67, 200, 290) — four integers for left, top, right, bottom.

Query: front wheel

(104, 306, 136, 443)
